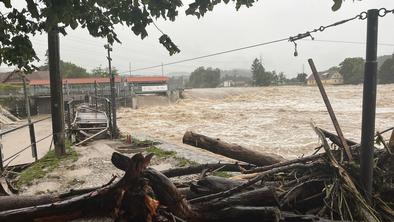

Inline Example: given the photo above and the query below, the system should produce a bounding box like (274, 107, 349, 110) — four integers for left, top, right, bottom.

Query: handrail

(2, 133, 53, 164)
(0, 117, 51, 136)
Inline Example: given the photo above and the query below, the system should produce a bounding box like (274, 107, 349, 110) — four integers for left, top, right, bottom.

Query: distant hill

(378, 55, 393, 68)
(167, 71, 190, 77)
(167, 69, 252, 79)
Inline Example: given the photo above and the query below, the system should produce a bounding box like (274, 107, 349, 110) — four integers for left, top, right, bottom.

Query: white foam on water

(118, 84, 394, 159)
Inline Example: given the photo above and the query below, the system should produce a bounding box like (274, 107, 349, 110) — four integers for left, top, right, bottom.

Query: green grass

(120, 135, 161, 147)
(146, 146, 176, 158)
(174, 156, 198, 167)
(0, 83, 22, 91)
(17, 143, 78, 187)
(146, 145, 197, 167)
(212, 171, 232, 178)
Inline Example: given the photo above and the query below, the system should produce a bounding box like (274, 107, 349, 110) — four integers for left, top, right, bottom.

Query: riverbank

(19, 135, 228, 195)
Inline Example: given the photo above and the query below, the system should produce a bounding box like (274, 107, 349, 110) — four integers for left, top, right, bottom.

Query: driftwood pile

(0, 126, 393, 222)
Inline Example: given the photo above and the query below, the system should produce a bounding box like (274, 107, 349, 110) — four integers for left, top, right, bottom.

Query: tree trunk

(162, 163, 253, 178)
(196, 187, 279, 211)
(183, 131, 285, 166)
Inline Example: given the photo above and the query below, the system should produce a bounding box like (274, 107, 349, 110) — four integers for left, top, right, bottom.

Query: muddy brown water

(118, 85, 394, 159)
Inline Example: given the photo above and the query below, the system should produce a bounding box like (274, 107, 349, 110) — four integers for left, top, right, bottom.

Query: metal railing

(0, 117, 52, 171)
(90, 96, 113, 138)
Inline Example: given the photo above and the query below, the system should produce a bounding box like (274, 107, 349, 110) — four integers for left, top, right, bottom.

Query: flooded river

(118, 85, 394, 159)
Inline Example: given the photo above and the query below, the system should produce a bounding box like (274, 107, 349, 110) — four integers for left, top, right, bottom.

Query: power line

(120, 10, 373, 73)
(127, 38, 289, 72)
(302, 39, 394, 46)
(119, 8, 394, 74)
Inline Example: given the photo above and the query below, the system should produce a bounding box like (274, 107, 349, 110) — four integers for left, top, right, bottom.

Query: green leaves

(1, 0, 347, 74)
(0, 0, 11, 8)
(331, 0, 342, 11)
(159, 34, 180, 55)
(26, 0, 40, 18)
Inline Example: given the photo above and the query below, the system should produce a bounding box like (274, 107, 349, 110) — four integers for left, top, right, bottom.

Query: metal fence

(0, 117, 52, 172)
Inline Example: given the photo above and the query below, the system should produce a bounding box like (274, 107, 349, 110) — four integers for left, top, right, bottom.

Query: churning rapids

(118, 85, 394, 159)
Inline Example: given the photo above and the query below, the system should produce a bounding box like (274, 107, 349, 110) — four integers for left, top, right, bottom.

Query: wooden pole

(308, 59, 353, 161)
(48, 27, 65, 156)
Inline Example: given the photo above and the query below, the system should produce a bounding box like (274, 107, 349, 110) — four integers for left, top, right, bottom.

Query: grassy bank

(146, 146, 198, 167)
(138, 138, 231, 177)
(17, 142, 78, 187)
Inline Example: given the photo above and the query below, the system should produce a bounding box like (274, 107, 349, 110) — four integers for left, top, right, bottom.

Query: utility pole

(161, 62, 164, 76)
(105, 44, 117, 138)
(129, 62, 132, 76)
(48, 27, 65, 156)
(360, 9, 379, 201)
(21, 74, 37, 161)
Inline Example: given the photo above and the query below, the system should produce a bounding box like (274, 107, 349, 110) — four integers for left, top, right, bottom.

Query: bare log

(183, 131, 285, 166)
(0, 177, 17, 196)
(314, 127, 379, 222)
(189, 161, 322, 204)
(281, 212, 352, 222)
(0, 182, 119, 221)
(180, 176, 258, 200)
(389, 129, 394, 152)
(192, 176, 246, 194)
(196, 187, 279, 211)
(0, 195, 59, 211)
(143, 168, 196, 219)
(162, 163, 254, 178)
(318, 128, 357, 147)
(0, 153, 156, 222)
(243, 153, 325, 174)
(197, 206, 281, 222)
(279, 179, 325, 212)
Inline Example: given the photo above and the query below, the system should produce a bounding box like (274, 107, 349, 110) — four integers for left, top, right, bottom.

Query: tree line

(251, 54, 394, 87)
(38, 60, 119, 78)
(35, 53, 394, 86)
(337, 55, 394, 84)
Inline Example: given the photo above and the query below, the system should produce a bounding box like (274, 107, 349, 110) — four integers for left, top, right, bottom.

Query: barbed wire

(122, 9, 392, 73)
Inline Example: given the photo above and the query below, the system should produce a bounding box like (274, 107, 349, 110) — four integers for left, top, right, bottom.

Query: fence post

(67, 102, 72, 141)
(94, 81, 98, 109)
(107, 100, 113, 139)
(360, 9, 379, 201)
(29, 124, 37, 161)
(22, 75, 38, 161)
(0, 135, 3, 172)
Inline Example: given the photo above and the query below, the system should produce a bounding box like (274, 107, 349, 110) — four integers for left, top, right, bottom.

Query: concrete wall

(129, 89, 182, 109)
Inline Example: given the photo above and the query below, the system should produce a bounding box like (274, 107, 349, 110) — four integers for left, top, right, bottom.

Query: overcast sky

(1, 0, 394, 77)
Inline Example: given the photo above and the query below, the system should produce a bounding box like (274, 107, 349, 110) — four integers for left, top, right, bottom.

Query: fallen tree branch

(189, 161, 322, 204)
(243, 153, 325, 174)
(313, 126, 379, 222)
(183, 131, 285, 166)
(162, 163, 254, 178)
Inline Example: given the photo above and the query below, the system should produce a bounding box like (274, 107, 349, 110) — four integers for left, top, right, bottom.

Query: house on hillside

(307, 70, 344, 86)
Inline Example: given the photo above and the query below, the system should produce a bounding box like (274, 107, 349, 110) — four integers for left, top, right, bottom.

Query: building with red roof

(0, 71, 170, 96)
